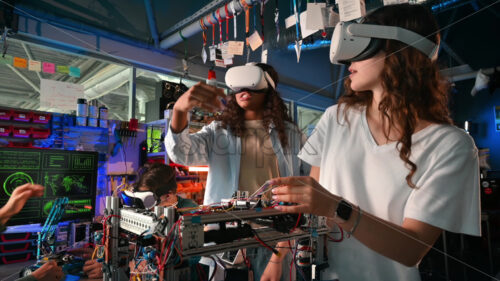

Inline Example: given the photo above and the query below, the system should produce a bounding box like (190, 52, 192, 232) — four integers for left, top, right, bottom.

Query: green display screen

(0, 148, 97, 226)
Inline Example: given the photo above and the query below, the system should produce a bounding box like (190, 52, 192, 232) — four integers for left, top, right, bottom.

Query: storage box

(12, 111, 32, 122)
(32, 113, 51, 124)
(0, 109, 13, 120)
(12, 127, 31, 138)
(0, 125, 12, 137)
(31, 128, 50, 139)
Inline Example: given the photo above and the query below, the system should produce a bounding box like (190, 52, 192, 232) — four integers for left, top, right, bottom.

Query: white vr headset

(330, 21, 439, 65)
(225, 63, 276, 92)
(122, 190, 157, 209)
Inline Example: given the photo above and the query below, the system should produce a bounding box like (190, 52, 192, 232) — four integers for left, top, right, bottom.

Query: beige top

(238, 120, 280, 200)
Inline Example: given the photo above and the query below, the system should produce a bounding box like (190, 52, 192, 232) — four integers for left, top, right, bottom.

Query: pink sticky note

(42, 62, 55, 74)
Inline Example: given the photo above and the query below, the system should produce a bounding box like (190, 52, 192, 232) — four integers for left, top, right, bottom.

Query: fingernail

(274, 206, 282, 211)
(272, 195, 277, 200)
(272, 188, 278, 194)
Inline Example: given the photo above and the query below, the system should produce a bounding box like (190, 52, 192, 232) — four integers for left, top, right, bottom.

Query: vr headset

(121, 190, 157, 209)
(225, 63, 276, 93)
(120, 173, 177, 209)
(330, 21, 439, 65)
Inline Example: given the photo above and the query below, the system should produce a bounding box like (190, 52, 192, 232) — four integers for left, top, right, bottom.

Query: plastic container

(206, 69, 217, 87)
(0, 109, 13, 120)
(12, 111, 32, 122)
(31, 128, 51, 139)
(0, 125, 12, 137)
(32, 113, 51, 124)
(99, 106, 108, 119)
(76, 116, 87, 126)
(99, 119, 108, 128)
(87, 117, 98, 127)
(77, 98, 88, 117)
(88, 100, 98, 118)
(12, 127, 31, 138)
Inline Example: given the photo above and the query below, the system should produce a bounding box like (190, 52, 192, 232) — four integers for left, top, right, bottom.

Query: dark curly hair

(338, 4, 452, 188)
(134, 163, 177, 194)
(216, 63, 295, 149)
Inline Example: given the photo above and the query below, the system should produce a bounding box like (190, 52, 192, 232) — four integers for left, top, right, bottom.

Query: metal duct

(160, 0, 264, 49)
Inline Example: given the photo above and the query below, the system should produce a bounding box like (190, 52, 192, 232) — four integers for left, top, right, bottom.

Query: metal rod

(160, 0, 264, 49)
(144, 0, 160, 48)
(128, 67, 137, 119)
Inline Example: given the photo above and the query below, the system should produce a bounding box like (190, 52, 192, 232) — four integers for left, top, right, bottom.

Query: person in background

(166, 63, 307, 281)
(270, 4, 480, 281)
(0, 183, 64, 281)
(134, 162, 198, 209)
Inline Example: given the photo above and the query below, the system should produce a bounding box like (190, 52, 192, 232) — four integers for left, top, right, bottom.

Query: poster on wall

(40, 79, 84, 112)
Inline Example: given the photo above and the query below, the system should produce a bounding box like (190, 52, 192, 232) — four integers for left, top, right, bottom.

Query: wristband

(348, 206, 362, 235)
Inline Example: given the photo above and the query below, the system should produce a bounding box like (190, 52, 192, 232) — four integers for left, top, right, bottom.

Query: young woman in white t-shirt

(270, 4, 480, 281)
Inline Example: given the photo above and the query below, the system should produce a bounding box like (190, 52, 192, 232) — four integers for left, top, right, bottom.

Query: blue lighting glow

(431, 0, 462, 11)
(287, 40, 331, 51)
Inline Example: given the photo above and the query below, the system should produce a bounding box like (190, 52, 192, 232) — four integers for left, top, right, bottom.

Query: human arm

(270, 173, 442, 267)
(260, 240, 290, 281)
(165, 84, 227, 166)
(171, 82, 226, 133)
(0, 184, 44, 225)
(18, 261, 63, 281)
(83, 259, 103, 279)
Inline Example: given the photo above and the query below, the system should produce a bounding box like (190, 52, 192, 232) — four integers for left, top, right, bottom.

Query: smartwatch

(334, 199, 353, 223)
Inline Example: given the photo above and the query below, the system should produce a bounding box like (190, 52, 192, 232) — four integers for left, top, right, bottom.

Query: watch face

(336, 200, 353, 221)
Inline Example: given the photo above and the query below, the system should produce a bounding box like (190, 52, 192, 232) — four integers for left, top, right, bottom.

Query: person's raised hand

(0, 184, 44, 225)
(31, 261, 63, 281)
(173, 82, 226, 113)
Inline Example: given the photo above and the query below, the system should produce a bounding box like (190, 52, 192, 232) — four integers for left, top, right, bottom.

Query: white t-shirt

(298, 105, 481, 281)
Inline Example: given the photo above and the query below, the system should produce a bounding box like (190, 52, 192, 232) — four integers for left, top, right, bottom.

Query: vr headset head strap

(348, 23, 438, 59)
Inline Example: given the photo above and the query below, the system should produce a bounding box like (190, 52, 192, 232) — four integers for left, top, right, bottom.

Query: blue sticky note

(311, 229, 318, 238)
(69, 66, 81, 78)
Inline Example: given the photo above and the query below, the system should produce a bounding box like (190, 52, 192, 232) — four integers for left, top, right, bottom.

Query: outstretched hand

(0, 183, 44, 225)
(270, 176, 340, 217)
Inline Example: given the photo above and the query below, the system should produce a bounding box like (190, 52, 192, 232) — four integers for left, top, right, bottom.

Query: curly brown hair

(338, 4, 453, 188)
(216, 63, 295, 149)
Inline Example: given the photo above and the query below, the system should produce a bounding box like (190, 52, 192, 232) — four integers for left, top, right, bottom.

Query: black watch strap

(335, 199, 353, 222)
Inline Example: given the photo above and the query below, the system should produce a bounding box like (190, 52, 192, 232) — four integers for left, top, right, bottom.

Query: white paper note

(227, 41, 245, 55)
(209, 46, 216, 61)
(306, 3, 327, 30)
(337, 0, 366, 21)
(215, 59, 226, 68)
(248, 31, 263, 51)
(300, 11, 318, 39)
(261, 48, 268, 64)
(28, 60, 41, 72)
(285, 14, 296, 29)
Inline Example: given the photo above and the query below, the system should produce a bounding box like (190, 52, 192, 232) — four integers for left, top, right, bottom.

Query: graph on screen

(0, 148, 97, 226)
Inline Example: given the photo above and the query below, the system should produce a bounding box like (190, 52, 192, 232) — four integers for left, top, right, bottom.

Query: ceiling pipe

(160, 0, 264, 49)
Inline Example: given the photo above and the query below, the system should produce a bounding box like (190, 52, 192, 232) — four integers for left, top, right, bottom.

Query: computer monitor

(0, 147, 97, 226)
